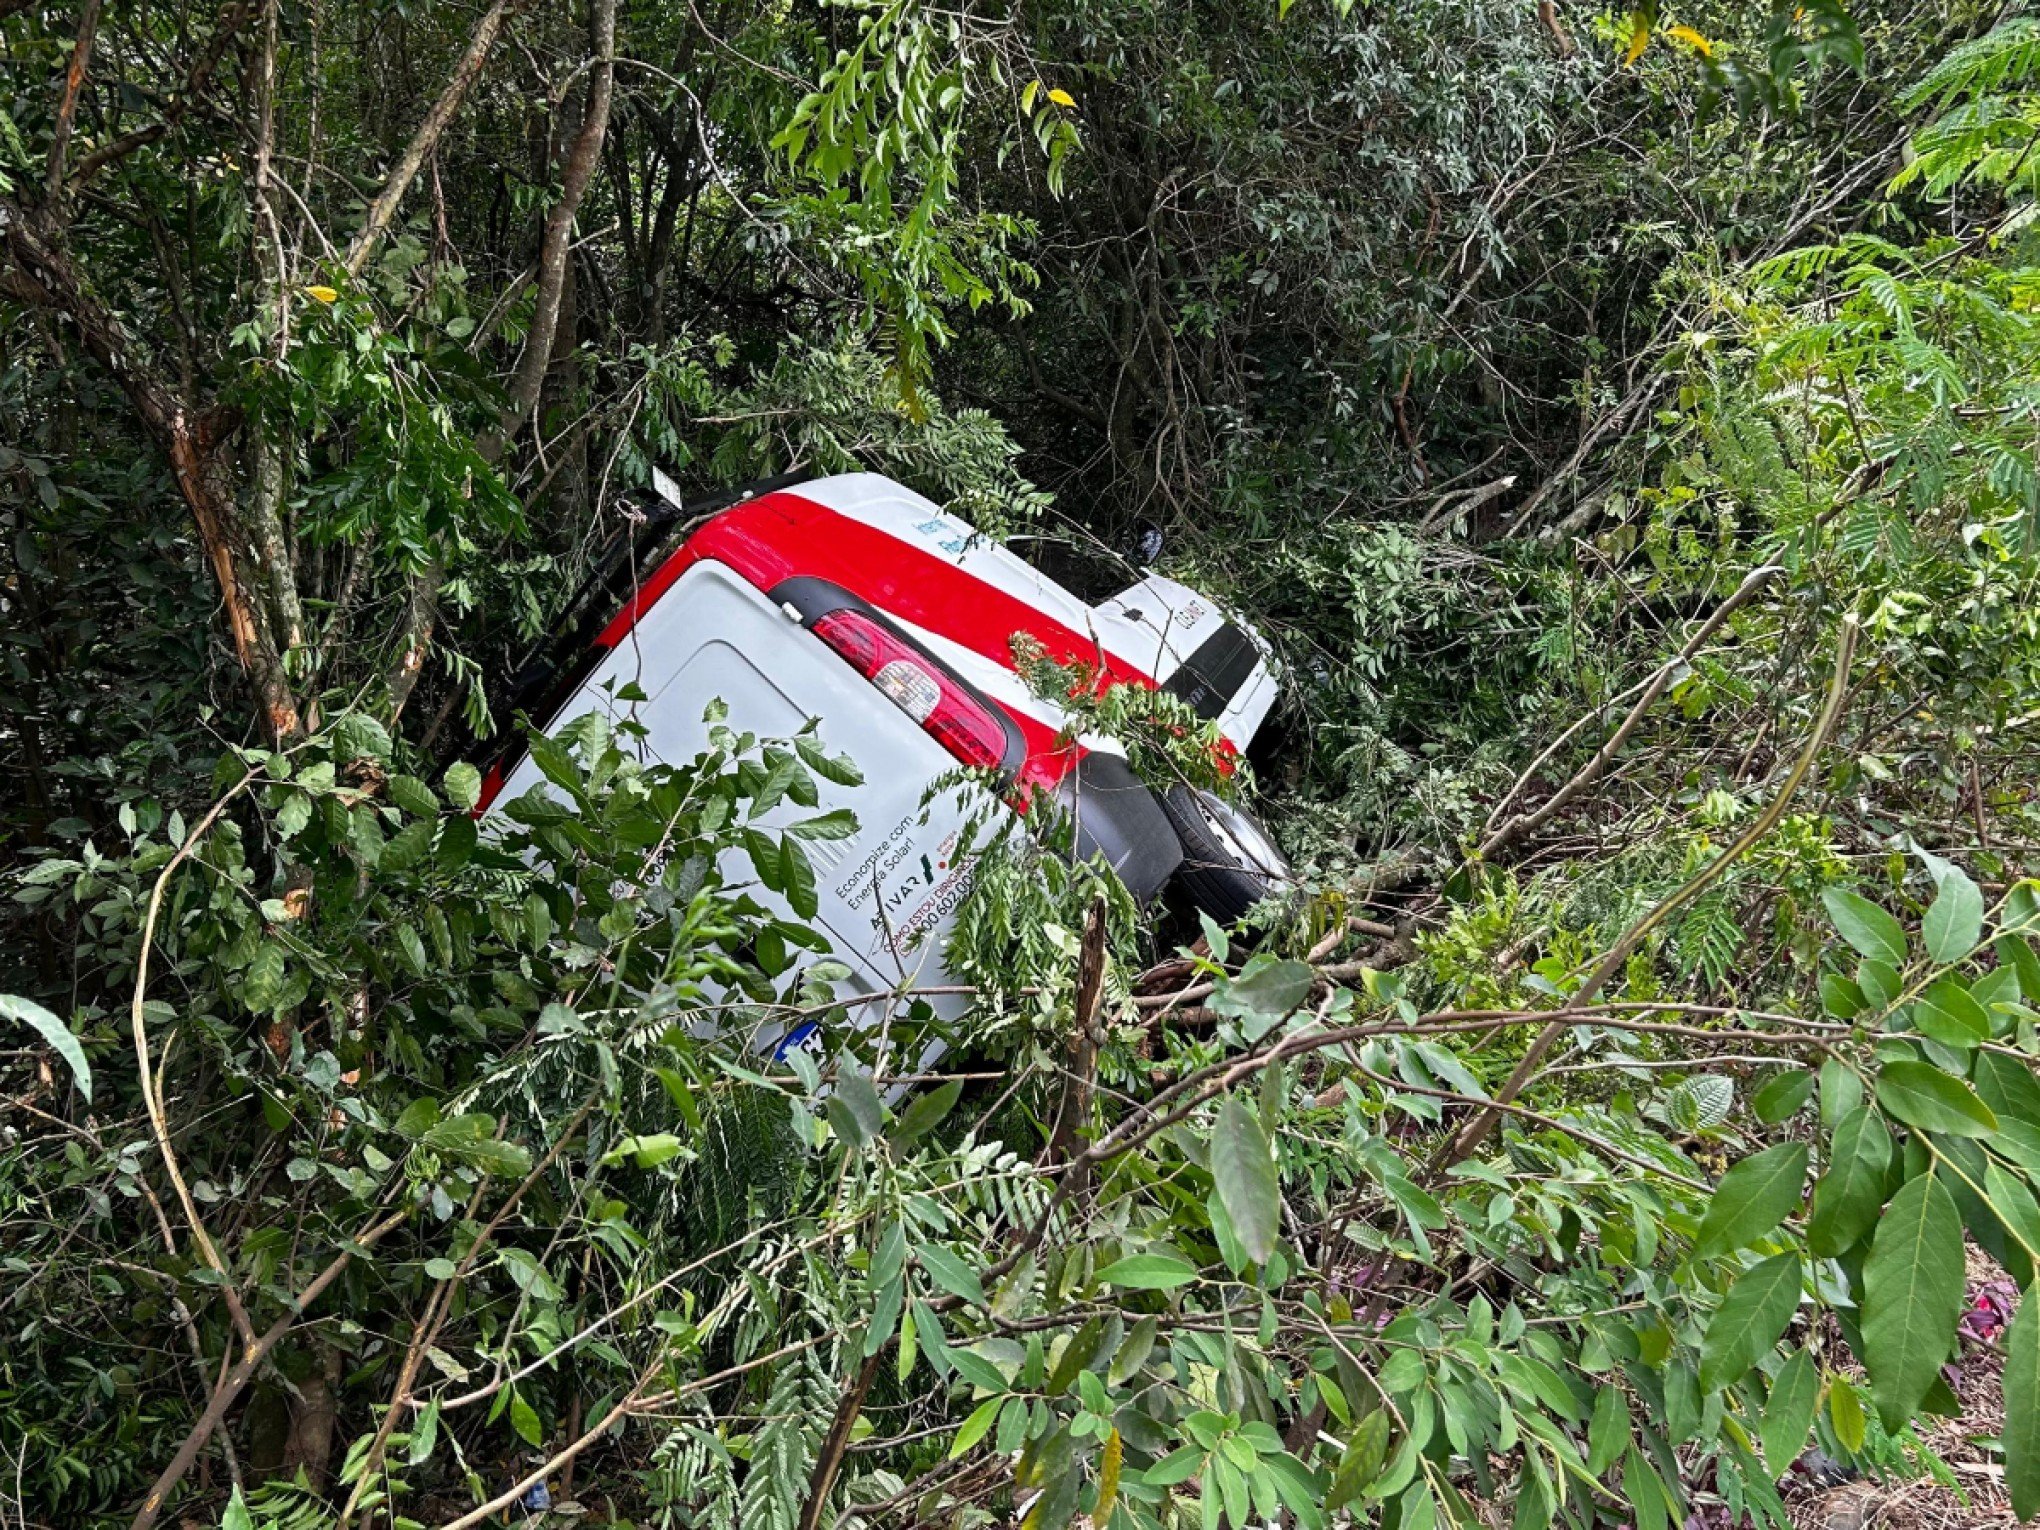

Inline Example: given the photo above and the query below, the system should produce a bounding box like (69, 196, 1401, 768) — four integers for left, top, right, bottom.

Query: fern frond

(1902, 17, 2040, 112)
(1672, 890, 1743, 987)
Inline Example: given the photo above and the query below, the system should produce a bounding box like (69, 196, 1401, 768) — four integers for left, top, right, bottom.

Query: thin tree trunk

(491, 0, 616, 449)
(384, 0, 617, 720)
(343, 0, 533, 279)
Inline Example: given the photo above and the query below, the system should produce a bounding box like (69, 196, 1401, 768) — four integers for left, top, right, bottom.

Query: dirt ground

(1784, 1249, 2015, 1530)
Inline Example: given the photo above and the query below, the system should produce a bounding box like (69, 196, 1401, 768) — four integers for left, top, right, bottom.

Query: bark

(797, 1349, 885, 1530)
(0, 199, 303, 740)
(492, 0, 617, 448)
(45, 0, 105, 198)
(384, 0, 616, 719)
(128, 1206, 412, 1530)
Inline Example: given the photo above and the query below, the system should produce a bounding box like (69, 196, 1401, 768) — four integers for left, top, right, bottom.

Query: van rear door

(490, 558, 987, 1044)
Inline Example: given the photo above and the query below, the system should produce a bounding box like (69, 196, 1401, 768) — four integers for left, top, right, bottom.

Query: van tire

(1159, 785, 1291, 923)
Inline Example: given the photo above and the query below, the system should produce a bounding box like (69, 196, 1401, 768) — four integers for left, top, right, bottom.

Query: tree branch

(343, 0, 533, 279)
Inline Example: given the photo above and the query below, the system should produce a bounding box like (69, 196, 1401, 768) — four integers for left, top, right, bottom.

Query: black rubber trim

(768, 576, 1028, 787)
(462, 469, 813, 782)
(1161, 622, 1260, 720)
(1055, 752, 1184, 905)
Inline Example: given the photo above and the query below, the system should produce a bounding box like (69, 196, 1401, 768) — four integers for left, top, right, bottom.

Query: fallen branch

(1435, 611, 1860, 1176)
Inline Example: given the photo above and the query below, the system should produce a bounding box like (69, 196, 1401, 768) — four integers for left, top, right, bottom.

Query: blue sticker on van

(772, 1020, 822, 1061)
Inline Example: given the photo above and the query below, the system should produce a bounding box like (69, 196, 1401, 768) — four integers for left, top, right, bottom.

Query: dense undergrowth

(10, 1, 2040, 1528)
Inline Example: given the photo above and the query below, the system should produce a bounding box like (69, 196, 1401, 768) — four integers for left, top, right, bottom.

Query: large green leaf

(1808, 1107, 1894, 1257)
(1587, 1384, 1631, 1475)
(1699, 1252, 1802, 1391)
(1211, 1096, 1281, 1265)
(1862, 1171, 1966, 1430)
(2, 993, 90, 1103)
(1095, 1253, 1200, 1290)
(1761, 1348, 1819, 1479)
(1822, 888, 1908, 967)
(1876, 1060, 1998, 1138)
(1692, 1141, 1809, 1261)
(1976, 1050, 2040, 1127)
(1922, 859, 1985, 964)
(2005, 1283, 2040, 1521)
(1986, 1161, 2040, 1273)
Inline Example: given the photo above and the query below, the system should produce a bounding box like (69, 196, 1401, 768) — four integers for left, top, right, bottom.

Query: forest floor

(1785, 1248, 2014, 1530)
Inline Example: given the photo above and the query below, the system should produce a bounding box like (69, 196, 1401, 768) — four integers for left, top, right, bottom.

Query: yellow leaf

(304, 285, 339, 304)
(1665, 24, 1714, 56)
(1095, 1428, 1123, 1523)
(1623, 12, 1651, 64)
(1047, 87, 1076, 108)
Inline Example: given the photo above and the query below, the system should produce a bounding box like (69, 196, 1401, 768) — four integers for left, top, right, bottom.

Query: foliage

(9, 1, 2040, 1529)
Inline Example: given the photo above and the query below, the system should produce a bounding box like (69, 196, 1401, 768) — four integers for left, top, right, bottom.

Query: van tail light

(810, 609, 1012, 773)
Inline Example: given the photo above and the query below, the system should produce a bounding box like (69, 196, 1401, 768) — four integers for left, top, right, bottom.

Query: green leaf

(1828, 1374, 1867, 1452)
(1213, 957, 1313, 1021)
(222, 1488, 254, 1530)
(1823, 888, 1908, 967)
(1325, 1409, 1389, 1510)
(916, 1245, 986, 1306)
(782, 836, 818, 920)
(1922, 859, 1985, 964)
(1692, 1141, 1808, 1261)
(1862, 1170, 1966, 1430)
(1762, 1349, 1818, 1479)
(1913, 995, 1987, 1049)
(788, 807, 859, 840)
(1623, 1447, 1670, 1530)
(388, 774, 439, 817)
(1044, 1315, 1105, 1396)
(508, 1388, 542, 1447)
(1986, 1160, 2040, 1265)
(1876, 1060, 1997, 1138)
(1144, 1444, 1206, 1488)
(1752, 1070, 1814, 1124)
(1095, 1253, 1200, 1290)
(1211, 1097, 1281, 1265)
(1587, 1384, 1631, 1475)
(443, 761, 483, 812)
(827, 1061, 884, 1150)
(889, 1078, 963, 1146)
(1976, 1050, 2040, 1127)
(950, 1395, 1004, 1458)
(1, 993, 90, 1103)
(1808, 1107, 1894, 1258)
(1700, 1253, 1801, 1392)
(2004, 1283, 2040, 1520)
(1997, 934, 2040, 1003)
(409, 1397, 441, 1465)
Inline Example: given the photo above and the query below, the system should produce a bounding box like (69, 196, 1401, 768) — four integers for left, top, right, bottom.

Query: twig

(129, 770, 261, 1350)
(1477, 565, 1784, 861)
(1435, 612, 1860, 1176)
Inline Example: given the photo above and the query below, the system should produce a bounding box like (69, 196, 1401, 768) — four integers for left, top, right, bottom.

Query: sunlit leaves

(1875, 1060, 1997, 1138)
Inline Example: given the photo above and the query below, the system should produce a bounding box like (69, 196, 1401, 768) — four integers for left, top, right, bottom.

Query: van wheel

(1159, 785, 1291, 923)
